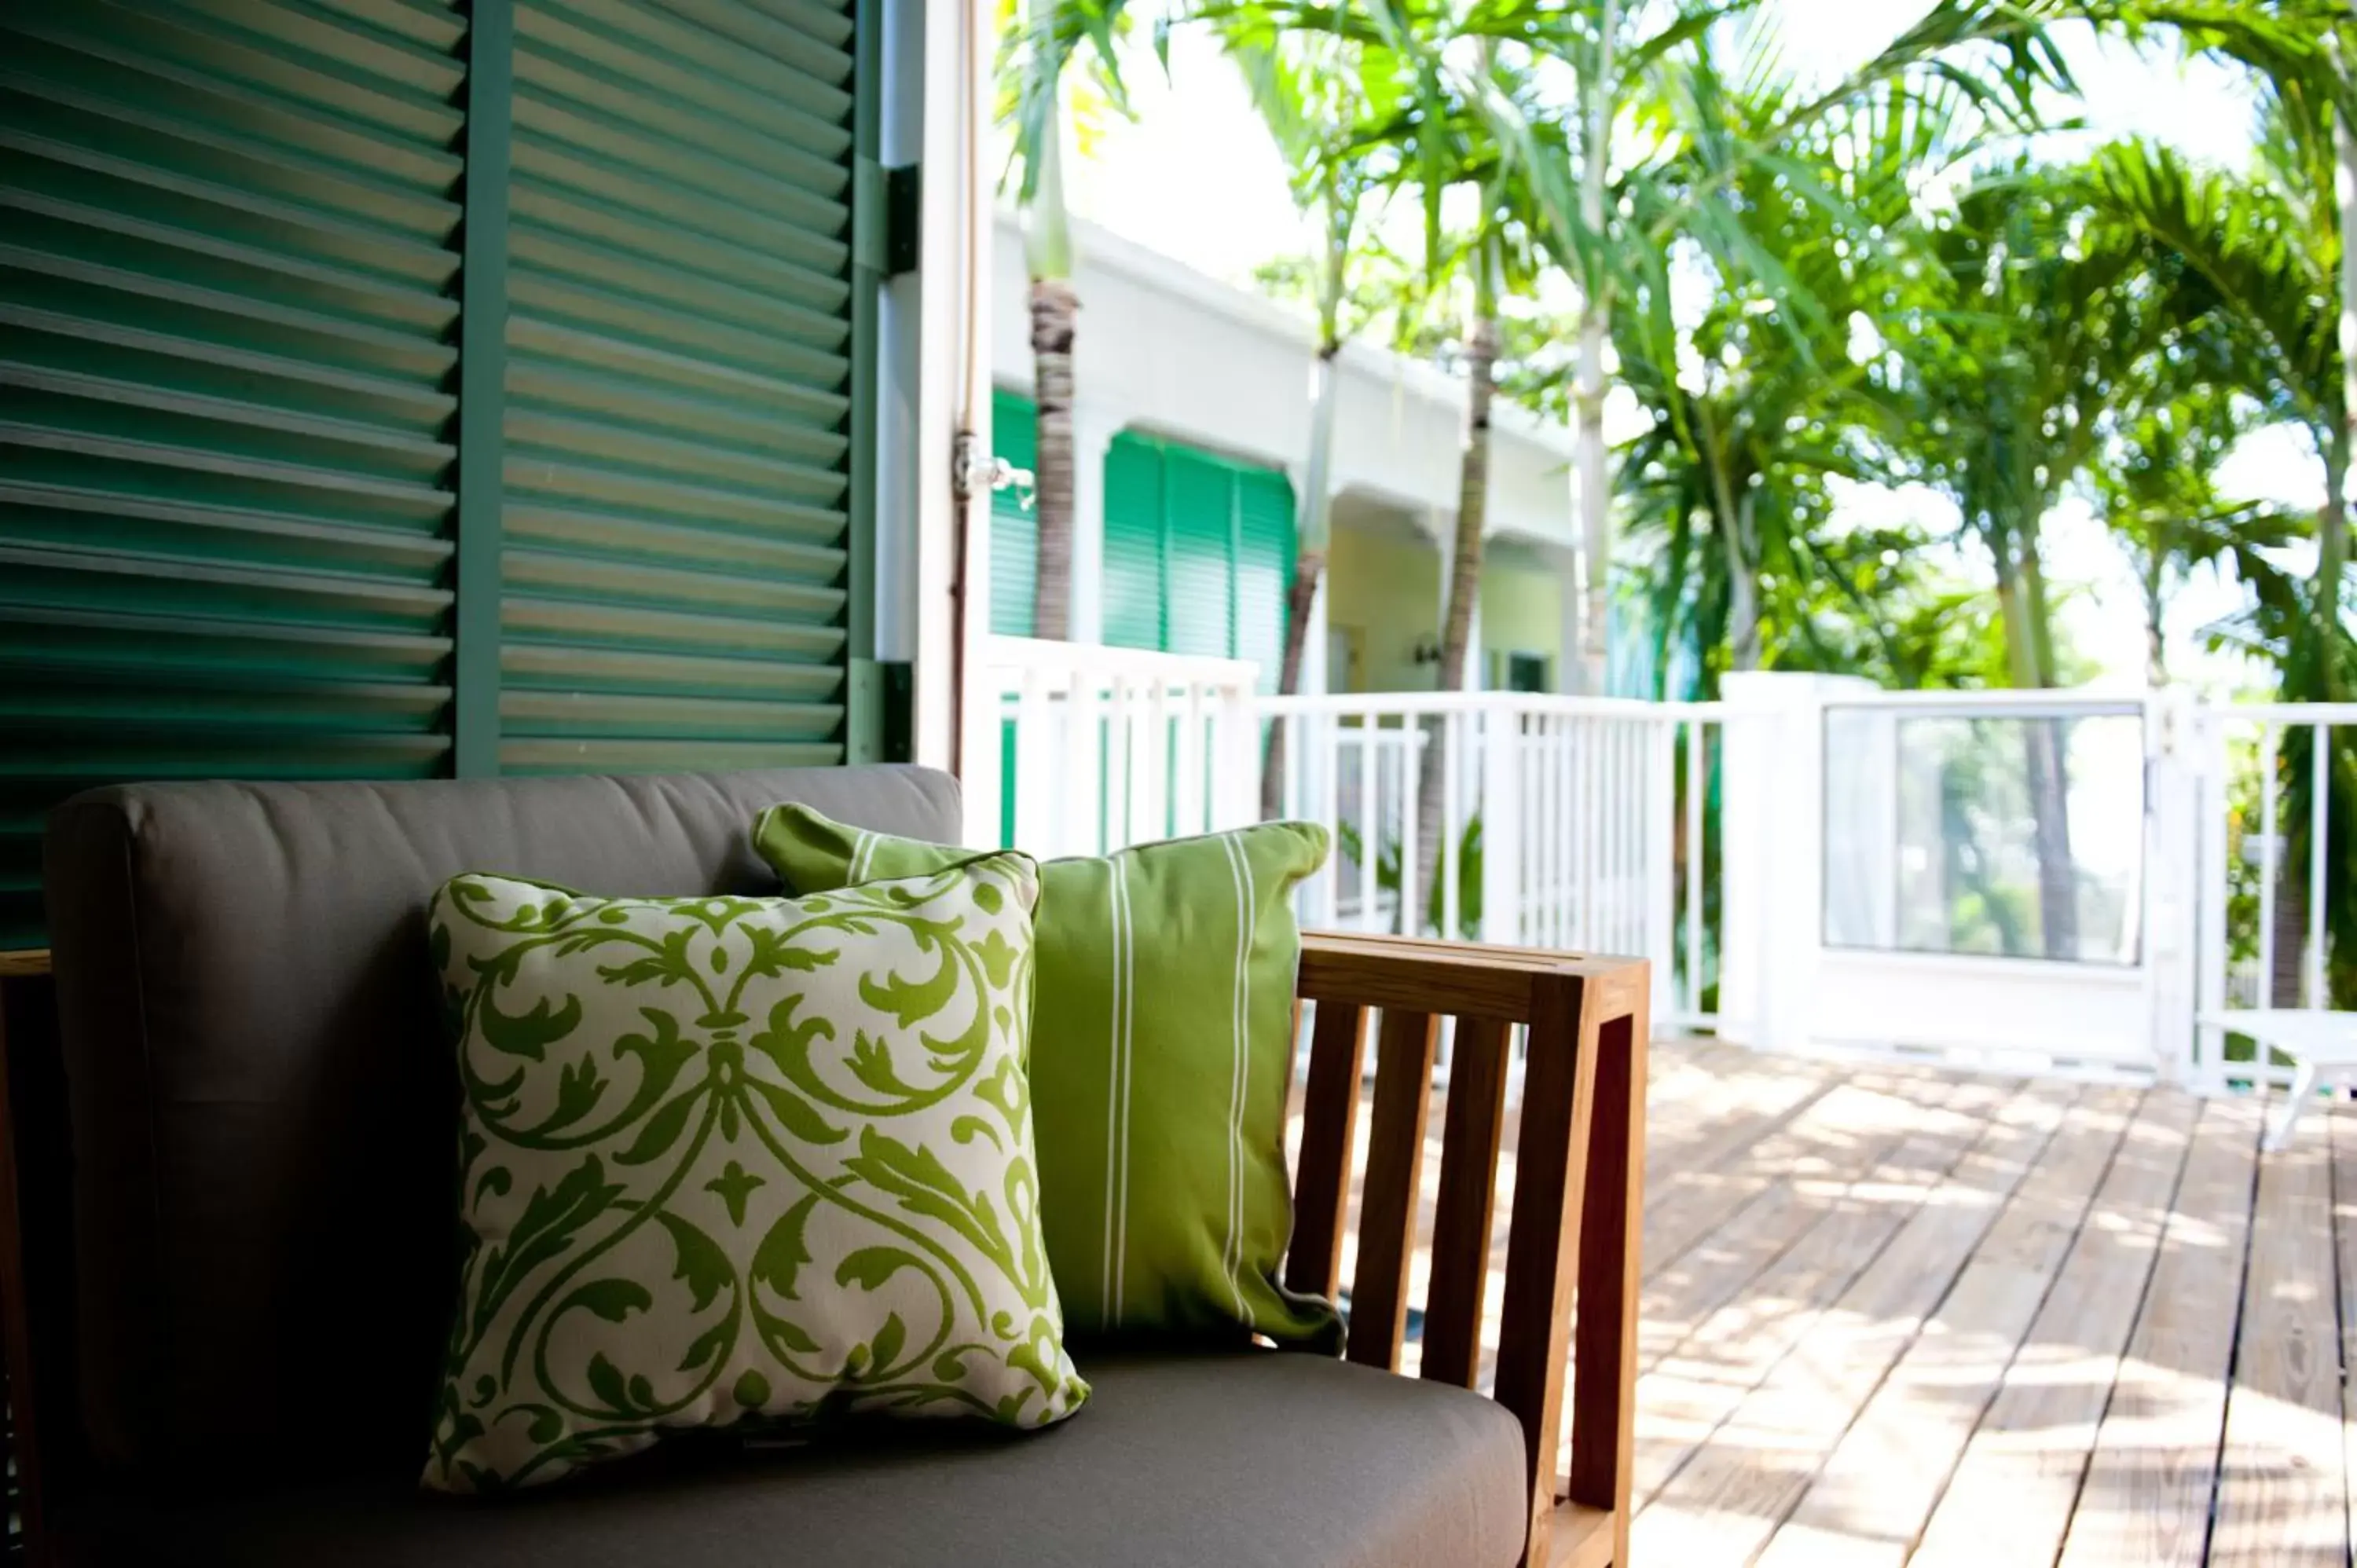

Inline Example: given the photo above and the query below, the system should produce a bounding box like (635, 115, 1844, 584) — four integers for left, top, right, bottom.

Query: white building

(984, 214, 1590, 697)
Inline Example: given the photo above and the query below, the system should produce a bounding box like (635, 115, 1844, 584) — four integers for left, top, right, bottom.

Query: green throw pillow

(423, 856, 1087, 1493)
(754, 808, 1343, 1352)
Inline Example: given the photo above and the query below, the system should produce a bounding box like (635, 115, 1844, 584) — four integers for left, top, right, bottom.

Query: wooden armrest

(1290, 931, 1649, 1568)
(0, 950, 51, 980)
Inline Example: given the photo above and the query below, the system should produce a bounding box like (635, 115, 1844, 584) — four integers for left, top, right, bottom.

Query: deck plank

(2209, 1107, 2343, 1564)
(1640, 1068, 1956, 1302)
(1909, 1087, 2201, 1568)
(1636, 1071, 2000, 1372)
(1347, 1038, 2322, 1568)
(1628, 1072, 2016, 1512)
(2055, 1097, 2264, 1568)
(1629, 1079, 2077, 1562)
(1752, 1088, 2142, 1567)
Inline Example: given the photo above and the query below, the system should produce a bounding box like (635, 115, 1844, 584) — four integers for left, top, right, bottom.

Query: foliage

(1337, 811, 1483, 940)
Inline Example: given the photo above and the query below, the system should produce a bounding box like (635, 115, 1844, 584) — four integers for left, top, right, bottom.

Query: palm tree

(2018, 0, 2354, 669)
(2084, 128, 2348, 684)
(1215, 10, 1385, 816)
(1615, 70, 1976, 681)
(999, 0, 1137, 639)
(2087, 383, 2302, 685)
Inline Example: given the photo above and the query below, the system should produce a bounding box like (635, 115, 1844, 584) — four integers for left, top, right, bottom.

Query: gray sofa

(10, 768, 1574, 1567)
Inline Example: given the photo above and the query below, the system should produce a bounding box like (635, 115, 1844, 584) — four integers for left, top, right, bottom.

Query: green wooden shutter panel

(1161, 447, 1233, 660)
(495, 0, 856, 774)
(1235, 465, 1293, 693)
(1101, 430, 1164, 650)
(0, 0, 871, 947)
(0, 0, 469, 946)
(1091, 431, 1292, 682)
(988, 387, 1036, 637)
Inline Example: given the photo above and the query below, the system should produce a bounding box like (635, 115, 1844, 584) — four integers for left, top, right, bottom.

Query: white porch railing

(2193, 700, 2357, 1095)
(972, 636, 1727, 1037)
(1255, 693, 1725, 1035)
(965, 636, 1262, 860)
(971, 635, 2354, 1092)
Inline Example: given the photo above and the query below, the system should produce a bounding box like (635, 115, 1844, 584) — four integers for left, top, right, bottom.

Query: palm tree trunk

(1262, 341, 1343, 819)
(1699, 431, 1758, 672)
(2019, 533, 2062, 688)
(1025, 79, 1076, 642)
(1725, 493, 1762, 672)
(1029, 280, 1077, 641)
(1571, 0, 1618, 695)
(1996, 535, 2077, 959)
(2332, 97, 2357, 665)
(1412, 314, 1498, 925)
(1574, 304, 1611, 691)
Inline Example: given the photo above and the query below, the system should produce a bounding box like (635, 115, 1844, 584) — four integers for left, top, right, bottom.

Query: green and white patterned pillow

(422, 855, 1087, 1493)
(754, 808, 1343, 1353)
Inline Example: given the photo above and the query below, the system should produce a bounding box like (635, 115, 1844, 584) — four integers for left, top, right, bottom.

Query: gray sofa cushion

(60, 1350, 1527, 1568)
(42, 768, 961, 1480)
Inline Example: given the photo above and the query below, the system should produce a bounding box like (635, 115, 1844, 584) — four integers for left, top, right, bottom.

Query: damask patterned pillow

(421, 854, 1087, 1493)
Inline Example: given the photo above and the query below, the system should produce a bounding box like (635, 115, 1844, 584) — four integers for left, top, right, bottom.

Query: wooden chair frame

(0, 937, 1646, 1568)
(1290, 933, 1649, 1568)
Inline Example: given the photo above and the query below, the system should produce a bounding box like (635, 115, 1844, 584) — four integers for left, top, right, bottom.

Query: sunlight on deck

(1292, 1038, 2354, 1566)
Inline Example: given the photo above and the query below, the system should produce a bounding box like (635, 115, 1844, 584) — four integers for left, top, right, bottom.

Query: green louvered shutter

(1101, 430, 1164, 650)
(988, 387, 1036, 636)
(492, 0, 860, 774)
(0, 0, 468, 947)
(1235, 464, 1293, 692)
(0, 0, 876, 949)
(1162, 446, 1233, 660)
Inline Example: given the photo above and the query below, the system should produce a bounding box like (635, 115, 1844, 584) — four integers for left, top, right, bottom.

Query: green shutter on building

(988, 386, 1036, 637)
(1234, 465, 1292, 692)
(1100, 430, 1164, 651)
(0, 0, 874, 947)
(1093, 430, 1293, 683)
(1161, 447, 1233, 661)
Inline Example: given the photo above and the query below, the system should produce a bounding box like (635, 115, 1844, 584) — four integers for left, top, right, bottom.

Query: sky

(1049, 2, 2306, 692)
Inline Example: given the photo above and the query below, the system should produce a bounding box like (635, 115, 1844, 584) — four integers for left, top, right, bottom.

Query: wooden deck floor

(1334, 1039, 2352, 1566)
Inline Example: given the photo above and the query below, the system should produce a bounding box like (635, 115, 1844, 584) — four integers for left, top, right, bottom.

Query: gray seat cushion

(42, 768, 962, 1478)
(61, 1351, 1527, 1568)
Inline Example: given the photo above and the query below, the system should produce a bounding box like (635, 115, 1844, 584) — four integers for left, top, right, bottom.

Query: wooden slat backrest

(1285, 1000, 1369, 1300)
(1418, 1014, 1512, 1388)
(1344, 1008, 1439, 1369)
(1288, 932, 1648, 1568)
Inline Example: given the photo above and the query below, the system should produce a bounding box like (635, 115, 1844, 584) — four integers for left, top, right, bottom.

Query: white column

(903, 0, 985, 775)
(1303, 570, 1331, 695)
(1717, 672, 1874, 1053)
(1556, 544, 1582, 694)
(1068, 405, 1124, 647)
(2146, 688, 2201, 1085)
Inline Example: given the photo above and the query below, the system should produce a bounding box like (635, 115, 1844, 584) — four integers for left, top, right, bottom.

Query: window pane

(1823, 709, 2145, 965)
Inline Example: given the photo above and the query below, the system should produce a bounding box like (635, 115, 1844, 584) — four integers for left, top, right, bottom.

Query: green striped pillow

(754, 808, 1343, 1352)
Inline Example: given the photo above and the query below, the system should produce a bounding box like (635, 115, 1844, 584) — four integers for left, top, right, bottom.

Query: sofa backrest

(39, 767, 960, 1486)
